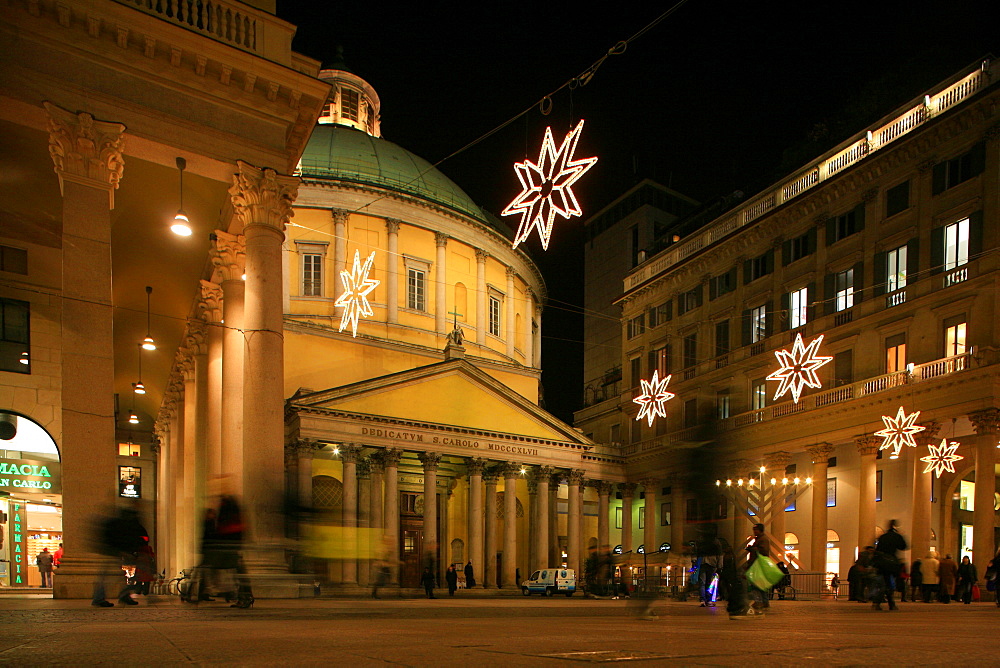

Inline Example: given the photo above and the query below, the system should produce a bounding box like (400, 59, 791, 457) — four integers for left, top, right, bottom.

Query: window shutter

(969, 141, 986, 177)
(677, 294, 685, 316)
(764, 300, 774, 336)
(807, 227, 817, 256)
(727, 267, 737, 291)
(930, 226, 944, 274)
(824, 217, 835, 246)
(648, 350, 656, 376)
(780, 292, 790, 331)
(665, 301, 673, 321)
(854, 203, 866, 233)
(782, 239, 792, 266)
(969, 210, 984, 259)
(695, 284, 704, 308)
(823, 273, 836, 316)
(709, 277, 718, 301)
(907, 237, 919, 282)
(765, 249, 774, 275)
(743, 259, 752, 285)
(665, 344, 672, 374)
(806, 282, 816, 322)
(741, 308, 752, 346)
(853, 261, 865, 304)
(932, 162, 946, 195)
(873, 251, 887, 297)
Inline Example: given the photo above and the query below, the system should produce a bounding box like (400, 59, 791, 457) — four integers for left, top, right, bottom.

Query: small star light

(335, 250, 379, 337)
(920, 439, 963, 478)
(501, 119, 597, 251)
(632, 370, 675, 427)
(766, 333, 833, 403)
(875, 407, 925, 459)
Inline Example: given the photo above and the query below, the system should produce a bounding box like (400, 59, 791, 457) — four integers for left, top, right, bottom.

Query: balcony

(944, 266, 969, 287)
(718, 352, 975, 432)
(885, 289, 907, 308)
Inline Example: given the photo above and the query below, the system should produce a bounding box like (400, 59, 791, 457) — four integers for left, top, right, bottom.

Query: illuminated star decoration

(766, 333, 833, 404)
(920, 439, 963, 478)
(875, 407, 925, 459)
(632, 370, 676, 427)
(335, 250, 380, 337)
(501, 119, 597, 251)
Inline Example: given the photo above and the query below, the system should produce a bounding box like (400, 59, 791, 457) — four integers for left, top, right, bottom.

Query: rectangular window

(407, 268, 426, 311)
(944, 316, 967, 357)
(746, 251, 772, 282)
(834, 210, 857, 241)
(886, 181, 910, 217)
(661, 502, 671, 526)
(648, 301, 671, 327)
(302, 253, 323, 296)
(787, 232, 812, 264)
(118, 442, 141, 456)
(0, 298, 30, 374)
(710, 268, 736, 299)
(716, 389, 730, 419)
(609, 423, 620, 444)
(631, 419, 641, 445)
(932, 143, 985, 194)
(827, 478, 837, 507)
(715, 320, 730, 357)
(833, 350, 853, 386)
(638, 506, 645, 529)
(944, 218, 970, 271)
(489, 295, 502, 337)
(885, 333, 906, 373)
(678, 286, 701, 315)
(627, 314, 645, 339)
(876, 470, 883, 502)
(0, 245, 28, 275)
(751, 378, 766, 411)
(750, 304, 767, 343)
(886, 245, 907, 293)
(835, 268, 854, 311)
(682, 333, 697, 369)
(789, 287, 808, 329)
(650, 346, 669, 376)
(340, 88, 360, 121)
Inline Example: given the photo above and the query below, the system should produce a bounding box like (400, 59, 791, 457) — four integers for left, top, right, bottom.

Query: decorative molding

(567, 469, 585, 486)
(483, 470, 499, 485)
(296, 439, 318, 458)
(211, 230, 246, 282)
(229, 160, 299, 232)
(592, 480, 614, 495)
(434, 232, 449, 247)
(199, 280, 224, 324)
(332, 209, 350, 225)
(968, 408, 1000, 436)
(44, 101, 125, 205)
(385, 218, 401, 234)
(381, 447, 402, 468)
(357, 456, 372, 478)
(466, 456, 486, 477)
(807, 443, 835, 462)
(475, 248, 490, 262)
(765, 451, 792, 471)
(499, 462, 521, 478)
(619, 482, 638, 498)
(418, 451, 443, 471)
(339, 443, 362, 464)
(855, 434, 880, 456)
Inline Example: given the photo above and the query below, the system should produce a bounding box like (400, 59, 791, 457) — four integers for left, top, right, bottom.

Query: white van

(521, 568, 577, 597)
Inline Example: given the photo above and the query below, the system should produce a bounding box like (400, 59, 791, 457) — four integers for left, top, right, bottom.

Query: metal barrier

(790, 571, 833, 599)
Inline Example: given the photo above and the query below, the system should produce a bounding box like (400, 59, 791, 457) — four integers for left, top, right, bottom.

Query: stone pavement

(0, 595, 997, 666)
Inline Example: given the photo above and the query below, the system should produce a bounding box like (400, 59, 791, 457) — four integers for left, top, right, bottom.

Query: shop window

(0, 298, 30, 374)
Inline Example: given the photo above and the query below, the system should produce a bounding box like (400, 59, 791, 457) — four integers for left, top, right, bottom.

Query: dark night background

(277, 0, 997, 424)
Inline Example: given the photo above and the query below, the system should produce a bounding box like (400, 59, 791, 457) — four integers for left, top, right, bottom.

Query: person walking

(957, 555, 978, 604)
(720, 542, 753, 619)
(938, 554, 958, 603)
(445, 564, 458, 596)
(921, 551, 940, 603)
(420, 566, 437, 599)
(464, 561, 476, 588)
(872, 520, 907, 611)
(745, 523, 770, 612)
(696, 531, 722, 607)
(830, 573, 840, 599)
(35, 547, 54, 588)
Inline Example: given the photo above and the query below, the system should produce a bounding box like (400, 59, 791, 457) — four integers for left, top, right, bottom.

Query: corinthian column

(340, 444, 362, 585)
(640, 477, 659, 555)
(199, 281, 224, 481)
(594, 481, 613, 552)
(333, 209, 348, 317)
(44, 102, 125, 599)
(567, 470, 584, 575)
(502, 464, 519, 588)
(435, 233, 449, 335)
(808, 443, 835, 571)
(969, 409, 1000, 570)
(765, 451, 791, 560)
(531, 466, 553, 570)
(910, 424, 939, 559)
(856, 435, 880, 551)
(229, 161, 298, 556)
(620, 483, 637, 553)
(419, 452, 442, 575)
(385, 218, 401, 324)
(211, 230, 245, 495)
(467, 457, 485, 586)
(484, 469, 498, 588)
(475, 249, 488, 346)
(382, 448, 402, 585)
(357, 457, 372, 586)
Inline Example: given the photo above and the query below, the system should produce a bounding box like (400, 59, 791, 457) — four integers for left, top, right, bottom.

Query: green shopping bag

(746, 555, 785, 591)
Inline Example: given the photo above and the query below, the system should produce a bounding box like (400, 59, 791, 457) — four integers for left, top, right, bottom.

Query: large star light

(875, 407, 925, 458)
(766, 333, 833, 404)
(920, 439, 963, 478)
(335, 250, 380, 338)
(633, 370, 676, 427)
(501, 119, 597, 251)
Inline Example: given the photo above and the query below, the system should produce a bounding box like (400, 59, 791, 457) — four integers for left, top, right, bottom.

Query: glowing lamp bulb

(128, 411, 139, 424)
(142, 336, 156, 351)
(133, 382, 145, 395)
(726, 479, 732, 486)
(781, 477, 788, 485)
(715, 480, 721, 486)
(171, 211, 192, 236)
(749, 478, 756, 486)
(793, 477, 800, 485)
(770, 478, 777, 485)
(805, 477, 812, 484)
(737, 479, 743, 486)
(759, 466, 766, 473)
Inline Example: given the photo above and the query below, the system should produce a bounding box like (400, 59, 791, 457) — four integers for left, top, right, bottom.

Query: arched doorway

(0, 411, 61, 589)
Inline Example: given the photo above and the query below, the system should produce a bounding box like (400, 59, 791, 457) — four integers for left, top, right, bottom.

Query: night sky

(277, 0, 997, 423)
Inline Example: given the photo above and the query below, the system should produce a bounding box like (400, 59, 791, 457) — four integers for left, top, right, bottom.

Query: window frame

(750, 304, 767, 343)
(0, 298, 30, 374)
(886, 245, 908, 293)
(835, 268, 855, 311)
(789, 287, 808, 329)
(488, 290, 503, 338)
(944, 218, 970, 271)
(944, 316, 967, 358)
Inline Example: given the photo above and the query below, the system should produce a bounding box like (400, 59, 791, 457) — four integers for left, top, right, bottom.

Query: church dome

(300, 124, 508, 234)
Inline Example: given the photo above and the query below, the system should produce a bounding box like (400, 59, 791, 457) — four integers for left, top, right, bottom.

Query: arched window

(826, 529, 840, 542)
(495, 493, 525, 519)
(312, 475, 343, 509)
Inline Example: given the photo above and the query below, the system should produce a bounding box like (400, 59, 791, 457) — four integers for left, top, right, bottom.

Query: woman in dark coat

(464, 561, 476, 588)
(957, 556, 978, 604)
(445, 564, 458, 596)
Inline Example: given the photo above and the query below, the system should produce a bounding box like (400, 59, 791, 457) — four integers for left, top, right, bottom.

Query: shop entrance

(0, 412, 62, 589)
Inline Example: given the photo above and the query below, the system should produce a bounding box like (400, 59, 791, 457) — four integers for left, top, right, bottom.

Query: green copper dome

(300, 124, 505, 233)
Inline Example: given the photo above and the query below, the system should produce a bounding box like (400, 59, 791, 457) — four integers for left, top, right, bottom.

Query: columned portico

(502, 463, 519, 588)
(808, 443, 835, 571)
(969, 408, 1000, 570)
(467, 457, 485, 585)
(620, 483, 636, 554)
(856, 435, 880, 551)
(483, 470, 498, 587)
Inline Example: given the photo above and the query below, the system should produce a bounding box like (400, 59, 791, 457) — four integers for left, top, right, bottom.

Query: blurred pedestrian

(91, 507, 148, 607)
(957, 555, 978, 604)
(420, 566, 437, 598)
(720, 542, 753, 619)
(446, 564, 458, 596)
(938, 554, 958, 603)
(696, 531, 722, 607)
(745, 523, 770, 612)
(921, 551, 940, 602)
(53, 543, 63, 569)
(35, 547, 53, 587)
(464, 561, 476, 588)
(847, 559, 864, 601)
(872, 520, 906, 610)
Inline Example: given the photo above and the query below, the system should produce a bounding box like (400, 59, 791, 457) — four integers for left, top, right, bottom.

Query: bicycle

(165, 569, 200, 602)
(774, 584, 797, 600)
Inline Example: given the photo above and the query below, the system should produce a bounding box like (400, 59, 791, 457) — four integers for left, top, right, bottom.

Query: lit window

(118, 442, 141, 457)
(789, 287, 808, 329)
(886, 245, 907, 293)
(885, 333, 906, 373)
(835, 268, 854, 311)
(944, 218, 969, 271)
(944, 317, 967, 357)
(750, 304, 766, 343)
(751, 379, 766, 411)
(340, 88, 359, 122)
(407, 268, 426, 311)
(489, 295, 502, 337)
(716, 390, 731, 419)
(827, 478, 837, 507)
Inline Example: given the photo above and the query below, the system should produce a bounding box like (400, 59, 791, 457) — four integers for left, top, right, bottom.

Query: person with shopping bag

(745, 523, 776, 613)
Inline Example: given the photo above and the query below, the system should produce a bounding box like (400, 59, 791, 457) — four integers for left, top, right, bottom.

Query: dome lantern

(317, 46, 381, 137)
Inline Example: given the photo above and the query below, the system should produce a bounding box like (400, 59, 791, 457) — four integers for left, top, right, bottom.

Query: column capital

(620, 482, 638, 497)
(499, 462, 521, 479)
(229, 160, 299, 233)
(332, 208, 350, 225)
(44, 101, 125, 205)
(639, 477, 660, 491)
(296, 439, 318, 458)
(567, 469, 585, 486)
(357, 457, 372, 479)
(807, 443, 835, 462)
(916, 421, 942, 446)
(385, 217, 402, 234)
(765, 451, 792, 471)
(475, 248, 490, 262)
(211, 229, 246, 283)
(483, 470, 499, 485)
(529, 465, 554, 483)
(730, 459, 754, 476)
(855, 434, 880, 456)
(183, 318, 208, 356)
(526, 477, 538, 494)
(418, 451, 443, 471)
(969, 408, 1000, 435)
(506, 265, 517, 279)
(199, 280, 224, 324)
(435, 232, 449, 247)
(175, 348, 195, 380)
(284, 443, 299, 467)
(466, 456, 487, 476)
(340, 443, 363, 464)
(591, 480, 615, 496)
(381, 447, 402, 468)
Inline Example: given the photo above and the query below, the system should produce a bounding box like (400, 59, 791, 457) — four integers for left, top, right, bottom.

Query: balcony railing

(623, 59, 994, 293)
(944, 266, 969, 287)
(718, 352, 973, 432)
